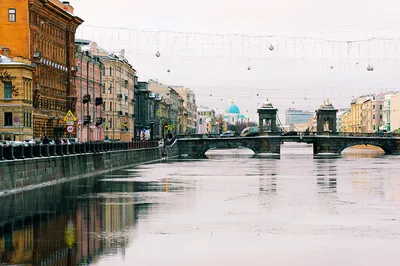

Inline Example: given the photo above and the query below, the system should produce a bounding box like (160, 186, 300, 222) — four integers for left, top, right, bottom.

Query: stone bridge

(177, 134, 400, 157)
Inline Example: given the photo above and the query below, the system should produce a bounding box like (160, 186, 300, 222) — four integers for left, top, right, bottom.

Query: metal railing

(0, 141, 161, 161)
(176, 131, 400, 139)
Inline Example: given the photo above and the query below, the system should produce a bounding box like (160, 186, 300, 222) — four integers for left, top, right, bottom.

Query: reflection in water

(315, 158, 337, 193)
(0, 176, 152, 265)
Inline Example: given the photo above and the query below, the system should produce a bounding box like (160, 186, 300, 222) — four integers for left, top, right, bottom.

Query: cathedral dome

(226, 103, 240, 114)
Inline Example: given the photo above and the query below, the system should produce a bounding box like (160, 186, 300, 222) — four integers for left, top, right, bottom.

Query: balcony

(83, 115, 91, 125)
(125, 95, 128, 101)
(83, 94, 91, 104)
(117, 94, 122, 100)
(125, 112, 129, 116)
(95, 117, 103, 126)
(117, 111, 123, 116)
(95, 97, 103, 106)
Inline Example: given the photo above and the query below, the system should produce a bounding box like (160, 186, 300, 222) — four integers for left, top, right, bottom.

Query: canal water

(1, 144, 400, 265)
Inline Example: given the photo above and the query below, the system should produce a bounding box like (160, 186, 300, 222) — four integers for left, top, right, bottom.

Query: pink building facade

(74, 48, 104, 142)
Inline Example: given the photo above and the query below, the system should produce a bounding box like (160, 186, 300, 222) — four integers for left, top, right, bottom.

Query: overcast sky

(70, 0, 400, 121)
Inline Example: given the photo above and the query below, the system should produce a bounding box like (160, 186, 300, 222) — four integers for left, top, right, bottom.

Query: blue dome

(226, 104, 240, 114)
(238, 114, 246, 119)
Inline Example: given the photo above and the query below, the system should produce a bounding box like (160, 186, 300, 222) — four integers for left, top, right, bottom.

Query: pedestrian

(42, 136, 49, 145)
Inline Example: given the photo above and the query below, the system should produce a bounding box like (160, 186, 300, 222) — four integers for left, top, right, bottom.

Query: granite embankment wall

(0, 142, 179, 194)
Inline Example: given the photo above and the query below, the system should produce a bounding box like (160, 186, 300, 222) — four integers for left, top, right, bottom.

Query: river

(1, 144, 400, 265)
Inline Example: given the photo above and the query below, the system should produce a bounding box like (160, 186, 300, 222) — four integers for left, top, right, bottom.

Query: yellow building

(339, 110, 351, 132)
(0, 55, 34, 141)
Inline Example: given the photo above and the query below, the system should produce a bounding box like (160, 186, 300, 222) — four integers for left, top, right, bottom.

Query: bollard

(24, 145, 34, 158)
(75, 144, 80, 154)
(100, 143, 104, 152)
(81, 143, 86, 153)
(33, 145, 42, 157)
(41, 145, 50, 157)
(56, 144, 63, 156)
(70, 144, 76, 154)
(13, 146, 25, 159)
(63, 144, 69, 155)
(47, 145, 55, 157)
(3, 146, 14, 160)
(0, 146, 3, 160)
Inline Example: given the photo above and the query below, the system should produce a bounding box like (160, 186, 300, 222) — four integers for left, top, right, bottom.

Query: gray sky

(70, 0, 400, 121)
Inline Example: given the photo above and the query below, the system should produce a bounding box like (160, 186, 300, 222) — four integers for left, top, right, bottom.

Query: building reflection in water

(0, 173, 152, 265)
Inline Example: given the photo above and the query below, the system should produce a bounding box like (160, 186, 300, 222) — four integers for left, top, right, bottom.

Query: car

(220, 131, 235, 138)
(281, 131, 298, 136)
(9, 141, 29, 147)
(24, 139, 35, 146)
(0, 141, 10, 147)
(68, 138, 79, 144)
(61, 138, 71, 145)
(240, 126, 259, 137)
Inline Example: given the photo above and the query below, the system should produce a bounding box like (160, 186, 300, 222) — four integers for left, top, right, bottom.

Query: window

(110, 101, 112, 111)
(102, 83, 105, 94)
(109, 84, 112, 94)
(103, 102, 106, 111)
(380, 105, 383, 110)
(4, 82, 12, 99)
(4, 112, 12, 126)
(8, 8, 16, 22)
(380, 114, 382, 119)
(373, 114, 375, 120)
(372, 105, 375, 110)
(109, 67, 113, 76)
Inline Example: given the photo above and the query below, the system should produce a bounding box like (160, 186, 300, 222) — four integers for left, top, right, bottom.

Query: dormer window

(8, 8, 16, 22)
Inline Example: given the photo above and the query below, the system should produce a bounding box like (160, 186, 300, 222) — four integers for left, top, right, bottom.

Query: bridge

(177, 99, 400, 157)
(176, 133, 400, 157)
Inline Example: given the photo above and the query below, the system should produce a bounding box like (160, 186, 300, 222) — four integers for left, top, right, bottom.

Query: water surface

(1, 144, 400, 265)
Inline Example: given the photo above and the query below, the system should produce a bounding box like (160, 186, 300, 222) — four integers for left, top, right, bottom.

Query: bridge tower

(316, 99, 338, 132)
(257, 100, 278, 134)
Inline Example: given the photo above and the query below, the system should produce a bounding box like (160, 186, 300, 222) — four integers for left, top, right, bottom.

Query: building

(390, 93, 400, 132)
(382, 94, 393, 132)
(173, 86, 198, 134)
(197, 106, 216, 134)
(0, 0, 83, 139)
(0, 55, 34, 141)
(74, 42, 104, 142)
(148, 80, 182, 137)
(338, 109, 351, 132)
(89, 45, 135, 141)
(134, 81, 159, 140)
(285, 108, 313, 125)
(223, 99, 246, 125)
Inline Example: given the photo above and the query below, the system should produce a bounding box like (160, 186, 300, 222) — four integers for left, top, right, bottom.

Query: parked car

(61, 138, 71, 145)
(282, 131, 298, 136)
(240, 126, 259, 137)
(24, 139, 35, 146)
(0, 141, 10, 147)
(220, 131, 235, 138)
(69, 138, 79, 144)
(9, 141, 30, 147)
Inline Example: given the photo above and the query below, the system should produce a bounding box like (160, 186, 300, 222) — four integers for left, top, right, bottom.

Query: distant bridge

(176, 133, 400, 157)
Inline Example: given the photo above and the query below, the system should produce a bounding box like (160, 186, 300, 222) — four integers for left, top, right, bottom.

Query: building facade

(0, 0, 83, 139)
(0, 55, 34, 141)
(390, 93, 400, 132)
(197, 106, 216, 134)
(134, 81, 158, 140)
(173, 86, 198, 134)
(87, 45, 135, 141)
(74, 43, 104, 142)
(149, 80, 182, 137)
(285, 108, 313, 125)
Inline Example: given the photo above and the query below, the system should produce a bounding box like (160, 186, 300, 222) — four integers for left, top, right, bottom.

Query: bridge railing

(306, 132, 400, 138)
(0, 141, 161, 161)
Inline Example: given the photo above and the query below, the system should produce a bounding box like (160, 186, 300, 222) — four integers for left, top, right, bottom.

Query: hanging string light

(167, 69, 171, 73)
(330, 65, 334, 70)
(247, 66, 251, 70)
(269, 44, 275, 51)
(155, 51, 161, 57)
(367, 64, 374, 71)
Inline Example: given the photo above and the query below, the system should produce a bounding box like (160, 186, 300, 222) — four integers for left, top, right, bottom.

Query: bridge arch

(337, 140, 392, 154)
(200, 142, 258, 156)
